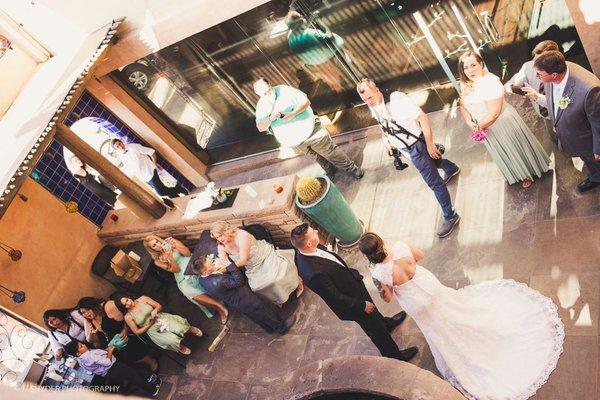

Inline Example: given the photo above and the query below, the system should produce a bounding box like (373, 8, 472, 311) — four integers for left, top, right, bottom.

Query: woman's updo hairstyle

(358, 232, 387, 264)
(113, 295, 131, 315)
(210, 221, 238, 240)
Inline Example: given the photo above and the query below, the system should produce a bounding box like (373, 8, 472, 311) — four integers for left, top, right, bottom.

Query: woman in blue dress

(144, 235, 228, 324)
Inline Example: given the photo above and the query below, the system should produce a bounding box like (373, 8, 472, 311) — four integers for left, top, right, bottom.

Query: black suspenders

(374, 93, 425, 148)
(51, 316, 88, 345)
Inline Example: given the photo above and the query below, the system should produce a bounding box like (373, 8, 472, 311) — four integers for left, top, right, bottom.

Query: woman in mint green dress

(118, 295, 202, 354)
(144, 235, 229, 324)
(458, 51, 550, 188)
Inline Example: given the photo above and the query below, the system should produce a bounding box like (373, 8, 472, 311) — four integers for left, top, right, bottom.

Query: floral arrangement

(471, 128, 488, 143)
(468, 115, 487, 143)
(155, 317, 170, 332)
(557, 95, 571, 110)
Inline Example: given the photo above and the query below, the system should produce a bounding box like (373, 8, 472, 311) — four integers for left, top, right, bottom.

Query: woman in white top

(210, 221, 303, 305)
(358, 232, 564, 400)
(458, 51, 550, 188)
(43, 309, 87, 360)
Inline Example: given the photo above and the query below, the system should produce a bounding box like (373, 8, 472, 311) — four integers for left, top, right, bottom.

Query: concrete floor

(151, 95, 600, 400)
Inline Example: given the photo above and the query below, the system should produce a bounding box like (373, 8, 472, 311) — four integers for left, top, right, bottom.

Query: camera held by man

(390, 143, 445, 171)
(390, 148, 409, 171)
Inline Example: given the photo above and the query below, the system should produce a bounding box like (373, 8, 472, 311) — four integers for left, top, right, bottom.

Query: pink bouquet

(470, 128, 488, 142)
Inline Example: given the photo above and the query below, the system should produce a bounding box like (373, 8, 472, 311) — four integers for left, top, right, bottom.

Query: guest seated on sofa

(210, 221, 303, 305)
(143, 234, 229, 324)
(77, 297, 158, 373)
(64, 340, 160, 397)
(43, 308, 88, 360)
(193, 254, 296, 334)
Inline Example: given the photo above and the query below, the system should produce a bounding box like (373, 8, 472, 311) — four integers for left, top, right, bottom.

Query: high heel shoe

(189, 326, 203, 337)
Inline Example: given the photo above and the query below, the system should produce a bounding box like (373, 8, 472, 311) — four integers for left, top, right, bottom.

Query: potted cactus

(295, 176, 363, 246)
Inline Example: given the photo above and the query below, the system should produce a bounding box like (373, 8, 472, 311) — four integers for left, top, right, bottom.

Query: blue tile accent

(32, 91, 194, 226)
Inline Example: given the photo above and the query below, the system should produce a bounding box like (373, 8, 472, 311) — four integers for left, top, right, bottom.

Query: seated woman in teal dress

(116, 295, 202, 354)
(144, 235, 228, 324)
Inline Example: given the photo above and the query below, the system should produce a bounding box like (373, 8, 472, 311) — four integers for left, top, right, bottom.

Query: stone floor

(150, 95, 600, 400)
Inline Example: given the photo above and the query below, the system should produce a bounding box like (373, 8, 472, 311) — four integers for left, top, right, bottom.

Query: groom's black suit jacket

(295, 245, 372, 321)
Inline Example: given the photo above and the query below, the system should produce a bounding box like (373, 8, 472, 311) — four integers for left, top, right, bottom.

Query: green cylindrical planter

(295, 176, 364, 246)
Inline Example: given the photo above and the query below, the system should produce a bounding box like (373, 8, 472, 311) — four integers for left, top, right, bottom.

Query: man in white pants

(254, 78, 363, 180)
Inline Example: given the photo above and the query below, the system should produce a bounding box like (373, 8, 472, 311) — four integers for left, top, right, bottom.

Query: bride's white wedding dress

(371, 241, 564, 400)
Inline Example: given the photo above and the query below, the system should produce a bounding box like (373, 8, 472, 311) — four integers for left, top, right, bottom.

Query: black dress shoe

(324, 166, 337, 180)
(385, 311, 407, 332)
(577, 178, 600, 193)
(394, 346, 418, 362)
(350, 168, 365, 180)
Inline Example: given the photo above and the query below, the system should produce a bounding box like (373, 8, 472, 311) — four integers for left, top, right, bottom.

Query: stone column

(55, 123, 166, 219)
(565, 0, 600, 76)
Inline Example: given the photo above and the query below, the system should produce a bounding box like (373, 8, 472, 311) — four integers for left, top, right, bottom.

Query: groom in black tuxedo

(291, 223, 418, 361)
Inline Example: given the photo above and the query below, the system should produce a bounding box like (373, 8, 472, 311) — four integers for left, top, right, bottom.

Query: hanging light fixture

(0, 284, 26, 303)
(0, 241, 22, 261)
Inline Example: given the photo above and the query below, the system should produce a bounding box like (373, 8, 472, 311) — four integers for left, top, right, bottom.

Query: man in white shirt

(530, 51, 600, 193)
(505, 40, 559, 118)
(110, 138, 188, 198)
(291, 223, 417, 362)
(254, 78, 363, 180)
(356, 78, 460, 238)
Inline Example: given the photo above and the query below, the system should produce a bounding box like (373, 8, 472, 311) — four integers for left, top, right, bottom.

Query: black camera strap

(372, 92, 425, 149)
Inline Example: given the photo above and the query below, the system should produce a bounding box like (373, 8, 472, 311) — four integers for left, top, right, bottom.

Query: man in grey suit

(505, 40, 559, 119)
(528, 51, 600, 193)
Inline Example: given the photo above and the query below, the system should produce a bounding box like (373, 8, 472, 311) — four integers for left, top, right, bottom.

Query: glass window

(110, 0, 590, 164)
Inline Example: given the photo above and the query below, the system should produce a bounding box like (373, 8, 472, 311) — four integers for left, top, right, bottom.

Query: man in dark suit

(290, 223, 417, 361)
(528, 50, 600, 192)
(194, 256, 295, 334)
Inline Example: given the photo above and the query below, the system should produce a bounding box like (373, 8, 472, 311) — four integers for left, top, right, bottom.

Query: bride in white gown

(358, 232, 564, 400)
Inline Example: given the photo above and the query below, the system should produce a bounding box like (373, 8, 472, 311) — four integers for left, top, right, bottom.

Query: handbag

(107, 333, 129, 350)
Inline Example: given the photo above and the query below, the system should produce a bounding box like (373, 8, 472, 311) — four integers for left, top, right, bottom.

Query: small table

(41, 358, 94, 390)
(93, 241, 155, 295)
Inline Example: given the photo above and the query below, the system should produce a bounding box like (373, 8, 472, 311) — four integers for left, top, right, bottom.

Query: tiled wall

(31, 91, 194, 226)
(32, 140, 113, 226)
